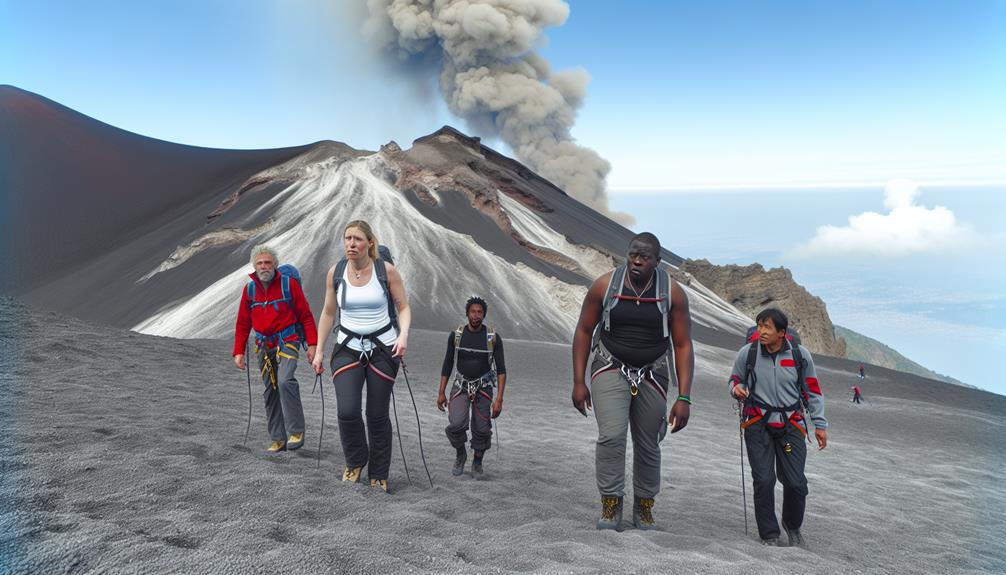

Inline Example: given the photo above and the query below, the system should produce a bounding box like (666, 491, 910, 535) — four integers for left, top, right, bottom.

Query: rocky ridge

(679, 258, 847, 358)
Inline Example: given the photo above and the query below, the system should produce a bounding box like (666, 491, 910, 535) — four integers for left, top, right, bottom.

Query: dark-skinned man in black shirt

(437, 296, 507, 479)
(572, 233, 694, 531)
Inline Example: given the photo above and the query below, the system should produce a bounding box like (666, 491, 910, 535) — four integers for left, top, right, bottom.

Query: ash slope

(0, 85, 311, 293)
(6, 88, 750, 343)
(3, 299, 1004, 574)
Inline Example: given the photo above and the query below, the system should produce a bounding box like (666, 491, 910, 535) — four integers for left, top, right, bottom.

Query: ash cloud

(362, 0, 633, 225)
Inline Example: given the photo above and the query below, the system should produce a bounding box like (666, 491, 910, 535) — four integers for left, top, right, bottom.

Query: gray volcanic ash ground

(2, 299, 1003, 574)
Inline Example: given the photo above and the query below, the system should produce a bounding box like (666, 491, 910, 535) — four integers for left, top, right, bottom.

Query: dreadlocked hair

(465, 295, 488, 315)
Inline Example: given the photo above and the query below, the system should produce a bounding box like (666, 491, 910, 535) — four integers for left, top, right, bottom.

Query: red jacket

(233, 270, 318, 355)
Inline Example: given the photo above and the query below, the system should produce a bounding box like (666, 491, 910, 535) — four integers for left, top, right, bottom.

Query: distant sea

(610, 186, 1006, 396)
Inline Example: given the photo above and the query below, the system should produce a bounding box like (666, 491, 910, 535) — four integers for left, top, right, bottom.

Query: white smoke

(362, 0, 633, 225)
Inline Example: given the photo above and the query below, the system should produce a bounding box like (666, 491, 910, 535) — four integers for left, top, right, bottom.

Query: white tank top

(336, 264, 398, 352)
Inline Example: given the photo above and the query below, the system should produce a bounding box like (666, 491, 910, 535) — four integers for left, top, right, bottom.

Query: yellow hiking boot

(287, 433, 305, 450)
(342, 466, 363, 483)
(265, 440, 286, 453)
(370, 478, 388, 493)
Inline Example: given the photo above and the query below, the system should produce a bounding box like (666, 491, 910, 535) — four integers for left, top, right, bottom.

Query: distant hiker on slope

(233, 246, 318, 453)
(729, 308, 828, 547)
(312, 220, 411, 493)
(436, 296, 507, 479)
(571, 232, 695, 531)
(851, 385, 863, 404)
(859, 363, 866, 379)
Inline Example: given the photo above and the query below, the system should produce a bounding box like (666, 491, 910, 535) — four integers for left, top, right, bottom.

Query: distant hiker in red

(233, 246, 318, 454)
(851, 385, 863, 404)
(858, 364, 866, 379)
(729, 308, 827, 548)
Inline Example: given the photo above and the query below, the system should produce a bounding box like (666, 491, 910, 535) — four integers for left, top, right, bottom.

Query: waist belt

(253, 324, 299, 350)
(741, 397, 805, 434)
(331, 323, 394, 365)
(454, 370, 495, 397)
(593, 344, 662, 397)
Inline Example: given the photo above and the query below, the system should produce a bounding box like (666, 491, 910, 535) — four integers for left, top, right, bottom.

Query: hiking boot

(342, 466, 363, 483)
(471, 460, 484, 479)
(761, 537, 780, 546)
(287, 433, 305, 450)
(452, 449, 467, 476)
(633, 496, 656, 530)
(596, 496, 623, 531)
(370, 478, 389, 493)
(783, 522, 805, 548)
(265, 440, 286, 453)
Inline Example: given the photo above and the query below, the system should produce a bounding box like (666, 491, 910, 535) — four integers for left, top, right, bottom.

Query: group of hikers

(232, 220, 829, 547)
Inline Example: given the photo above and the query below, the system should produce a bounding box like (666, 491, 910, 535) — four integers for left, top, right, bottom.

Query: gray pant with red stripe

(330, 347, 400, 481)
(590, 346, 669, 499)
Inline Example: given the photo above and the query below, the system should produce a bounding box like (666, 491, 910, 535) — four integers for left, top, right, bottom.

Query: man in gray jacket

(730, 308, 827, 548)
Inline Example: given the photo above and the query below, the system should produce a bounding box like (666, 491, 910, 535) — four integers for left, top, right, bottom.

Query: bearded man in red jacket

(233, 246, 318, 453)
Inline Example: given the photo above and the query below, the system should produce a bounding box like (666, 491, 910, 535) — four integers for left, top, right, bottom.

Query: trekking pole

(401, 360, 434, 488)
(316, 374, 325, 469)
(390, 387, 415, 487)
(737, 399, 749, 536)
(243, 343, 252, 445)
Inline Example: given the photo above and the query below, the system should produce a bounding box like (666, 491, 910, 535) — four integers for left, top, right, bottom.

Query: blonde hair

(344, 220, 378, 260)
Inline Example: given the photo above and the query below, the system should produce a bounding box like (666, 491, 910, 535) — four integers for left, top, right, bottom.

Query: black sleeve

(441, 332, 456, 378)
(493, 334, 506, 375)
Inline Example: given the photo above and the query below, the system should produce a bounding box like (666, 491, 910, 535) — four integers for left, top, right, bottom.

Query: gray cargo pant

(446, 377, 493, 452)
(257, 342, 306, 442)
(590, 345, 669, 499)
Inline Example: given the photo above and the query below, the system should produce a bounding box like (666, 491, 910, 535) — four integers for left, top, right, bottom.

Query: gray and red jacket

(728, 342, 827, 432)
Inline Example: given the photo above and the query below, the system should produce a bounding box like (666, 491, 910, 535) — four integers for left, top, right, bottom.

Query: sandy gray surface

(2, 299, 1004, 574)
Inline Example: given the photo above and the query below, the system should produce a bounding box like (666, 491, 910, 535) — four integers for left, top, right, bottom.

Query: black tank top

(599, 279, 668, 367)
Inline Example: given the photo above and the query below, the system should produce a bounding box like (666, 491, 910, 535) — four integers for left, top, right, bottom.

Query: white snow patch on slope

(133, 154, 583, 341)
(499, 193, 613, 280)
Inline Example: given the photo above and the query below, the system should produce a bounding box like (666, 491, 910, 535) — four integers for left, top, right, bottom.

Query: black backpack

(742, 326, 809, 410)
(331, 245, 398, 333)
(246, 263, 308, 349)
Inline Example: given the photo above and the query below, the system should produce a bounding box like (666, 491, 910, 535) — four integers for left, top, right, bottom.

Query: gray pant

(590, 349, 668, 499)
(257, 343, 305, 442)
(446, 380, 493, 452)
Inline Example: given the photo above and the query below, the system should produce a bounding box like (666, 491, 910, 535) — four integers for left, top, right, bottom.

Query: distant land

(835, 325, 968, 388)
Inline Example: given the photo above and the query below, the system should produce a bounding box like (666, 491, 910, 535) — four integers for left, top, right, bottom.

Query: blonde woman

(312, 220, 410, 492)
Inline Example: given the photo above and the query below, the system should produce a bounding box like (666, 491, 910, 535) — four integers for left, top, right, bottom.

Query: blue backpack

(246, 263, 308, 349)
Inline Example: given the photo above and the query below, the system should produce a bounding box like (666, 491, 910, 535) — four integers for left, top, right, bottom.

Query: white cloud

(790, 179, 978, 258)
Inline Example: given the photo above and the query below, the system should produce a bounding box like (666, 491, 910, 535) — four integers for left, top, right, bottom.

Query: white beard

(257, 269, 275, 283)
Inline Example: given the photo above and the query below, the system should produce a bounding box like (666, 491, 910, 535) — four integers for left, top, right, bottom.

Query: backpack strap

(600, 265, 627, 333)
(744, 341, 759, 398)
(454, 325, 465, 350)
(374, 258, 398, 331)
(655, 269, 670, 339)
(789, 340, 810, 411)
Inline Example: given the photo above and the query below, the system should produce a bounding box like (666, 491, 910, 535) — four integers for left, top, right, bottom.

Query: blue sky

(3, 1, 1004, 391)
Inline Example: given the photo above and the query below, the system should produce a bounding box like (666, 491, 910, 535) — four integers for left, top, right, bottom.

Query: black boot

(452, 447, 467, 476)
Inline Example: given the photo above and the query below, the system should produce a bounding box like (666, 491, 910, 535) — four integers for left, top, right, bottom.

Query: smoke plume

(363, 0, 633, 225)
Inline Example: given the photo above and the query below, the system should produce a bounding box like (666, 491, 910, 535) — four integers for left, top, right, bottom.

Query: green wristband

(676, 395, 692, 405)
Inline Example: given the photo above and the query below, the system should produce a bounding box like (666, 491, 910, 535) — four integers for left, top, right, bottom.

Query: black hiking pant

(745, 420, 808, 540)
(331, 346, 400, 481)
